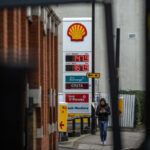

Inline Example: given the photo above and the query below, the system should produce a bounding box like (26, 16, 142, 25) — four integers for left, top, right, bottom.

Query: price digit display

(66, 55, 89, 62)
(74, 65, 80, 71)
(66, 65, 89, 71)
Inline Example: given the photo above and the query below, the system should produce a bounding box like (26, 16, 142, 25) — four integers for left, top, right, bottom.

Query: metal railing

(99, 93, 136, 128)
(67, 115, 91, 136)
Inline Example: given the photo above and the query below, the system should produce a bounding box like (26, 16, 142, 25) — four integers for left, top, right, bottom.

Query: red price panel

(66, 55, 89, 62)
(66, 65, 89, 72)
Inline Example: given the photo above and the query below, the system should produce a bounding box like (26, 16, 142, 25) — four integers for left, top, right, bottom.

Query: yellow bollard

(118, 97, 123, 116)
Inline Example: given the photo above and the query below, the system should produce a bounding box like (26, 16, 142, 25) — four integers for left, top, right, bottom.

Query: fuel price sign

(64, 52, 91, 73)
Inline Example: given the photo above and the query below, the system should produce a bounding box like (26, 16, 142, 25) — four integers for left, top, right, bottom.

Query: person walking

(96, 98, 111, 145)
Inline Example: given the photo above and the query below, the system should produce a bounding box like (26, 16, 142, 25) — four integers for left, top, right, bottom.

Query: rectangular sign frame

(64, 93, 91, 114)
(66, 93, 89, 103)
(67, 103, 90, 114)
(65, 75, 89, 83)
(58, 104, 68, 132)
(63, 18, 92, 52)
(86, 73, 100, 78)
(66, 83, 89, 89)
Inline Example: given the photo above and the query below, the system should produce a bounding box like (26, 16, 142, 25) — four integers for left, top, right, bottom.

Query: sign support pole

(91, 1, 96, 135)
(104, 1, 122, 150)
(139, 0, 150, 149)
(116, 28, 120, 88)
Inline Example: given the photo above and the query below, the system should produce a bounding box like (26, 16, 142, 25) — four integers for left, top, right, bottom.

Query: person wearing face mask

(96, 98, 111, 145)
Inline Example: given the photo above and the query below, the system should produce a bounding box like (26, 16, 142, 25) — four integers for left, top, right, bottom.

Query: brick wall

(0, 8, 8, 63)
(7, 8, 18, 63)
(0, 8, 29, 64)
(0, 7, 60, 150)
(54, 25, 59, 150)
(28, 14, 42, 150)
(21, 8, 29, 64)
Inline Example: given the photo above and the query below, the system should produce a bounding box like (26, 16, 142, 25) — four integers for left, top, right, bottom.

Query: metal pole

(116, 28, 120, 69)
(72, 119, 76, 136)
(116, 28, 120, 86)
(145, 0, 150, 139)
(139, 0, 150, 149)
(91, 1, 96, 135)
(104, 1, 122, 150)
(81, 117, 84, 134)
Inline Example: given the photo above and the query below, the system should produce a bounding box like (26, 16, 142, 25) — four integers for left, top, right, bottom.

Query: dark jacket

(96, 103, 111, 121)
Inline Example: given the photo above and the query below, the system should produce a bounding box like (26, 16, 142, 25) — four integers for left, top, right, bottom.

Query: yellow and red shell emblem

(67, 23, 87, 41)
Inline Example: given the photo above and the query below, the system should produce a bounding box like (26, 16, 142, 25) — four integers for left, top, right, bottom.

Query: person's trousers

(98, 120, 108, 142)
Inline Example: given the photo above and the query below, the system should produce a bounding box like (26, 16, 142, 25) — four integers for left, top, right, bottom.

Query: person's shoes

(100, 141, 103, 145)
(104, 141, 106, 145)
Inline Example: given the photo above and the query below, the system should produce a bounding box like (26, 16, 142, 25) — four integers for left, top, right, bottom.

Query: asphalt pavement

(59, 130, 145, 150)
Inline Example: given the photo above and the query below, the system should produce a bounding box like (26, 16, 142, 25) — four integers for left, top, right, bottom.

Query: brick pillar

(47, 16, 53, 150)
(44, 30, 49, 150)
(40, 20, 44, 134)
(0, 9, 8, 63)
(17, 8, 21, 63)
(40, 18, 49, 150)
(28, 15, 41, 88)
(7, 8, 17, 63)
(28, 14, 41, 150)
(51, 19, 56, 150)
(20, 8, 29, 150)
(21, 8, 29, 64)
(53, 22, 57, 150)
(47, 28, 51, 150)
(51, 19, 55, 150)
(54, 23, 59, 150)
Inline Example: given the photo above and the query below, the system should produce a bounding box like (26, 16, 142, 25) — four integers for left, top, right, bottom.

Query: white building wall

(113, 0, 145, 91)
(95, 4, 109, 93)
(53, 0, 145, 94)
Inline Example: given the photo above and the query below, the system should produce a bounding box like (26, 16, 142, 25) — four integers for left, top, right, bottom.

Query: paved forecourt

(59, 130, 145, 150)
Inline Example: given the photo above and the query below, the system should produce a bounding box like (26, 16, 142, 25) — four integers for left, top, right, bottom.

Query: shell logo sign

(67, 23, 87, 41)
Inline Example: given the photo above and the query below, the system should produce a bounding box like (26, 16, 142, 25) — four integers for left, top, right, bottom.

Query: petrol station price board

(63, 18, 92, 114)
(63, 53, 92, 113)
